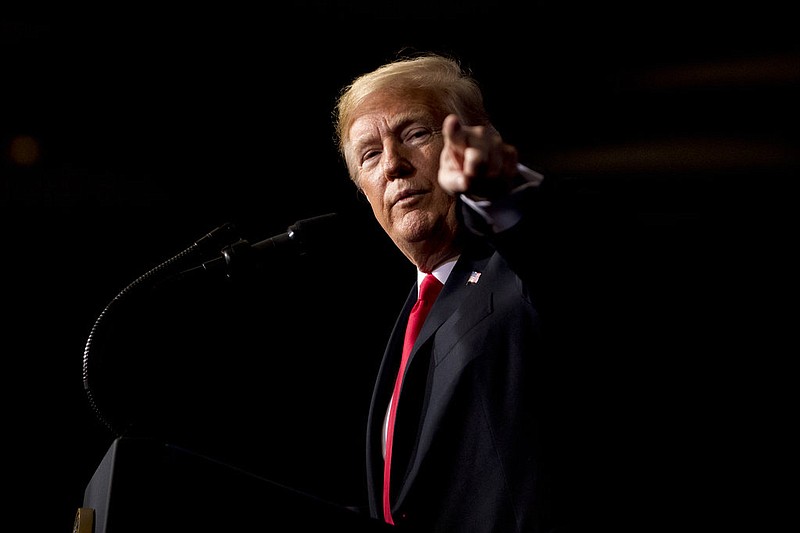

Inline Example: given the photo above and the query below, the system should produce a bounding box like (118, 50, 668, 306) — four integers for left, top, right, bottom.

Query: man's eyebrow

(392, 114, 435, 130)
(350, 134, 378, 152)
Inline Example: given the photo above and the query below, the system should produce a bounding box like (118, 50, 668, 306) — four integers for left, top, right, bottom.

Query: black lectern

(80, 437, 391, 532)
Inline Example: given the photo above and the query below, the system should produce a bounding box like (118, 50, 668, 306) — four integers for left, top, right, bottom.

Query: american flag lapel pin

(467, 271, 482, 285)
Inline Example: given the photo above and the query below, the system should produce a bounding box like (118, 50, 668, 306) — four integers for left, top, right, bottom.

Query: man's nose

(382, 140, 412, 179)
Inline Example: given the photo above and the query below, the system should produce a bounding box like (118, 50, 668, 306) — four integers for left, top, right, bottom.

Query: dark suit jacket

(364, 187, 573, 532)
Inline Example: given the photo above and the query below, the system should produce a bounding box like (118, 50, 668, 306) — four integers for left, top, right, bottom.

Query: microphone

(178, 212, 340, 279)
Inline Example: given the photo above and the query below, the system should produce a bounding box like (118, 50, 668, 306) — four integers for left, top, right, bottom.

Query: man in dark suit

(332, 52, 582, 532)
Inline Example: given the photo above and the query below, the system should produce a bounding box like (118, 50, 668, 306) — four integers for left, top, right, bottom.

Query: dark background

(3, 2, 796, 531)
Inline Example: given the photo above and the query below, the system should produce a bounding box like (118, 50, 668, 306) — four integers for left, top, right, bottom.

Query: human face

(345, 89, 460, 269)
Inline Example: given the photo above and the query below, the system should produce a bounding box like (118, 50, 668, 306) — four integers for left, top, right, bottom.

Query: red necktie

(383, 273, 444, 524)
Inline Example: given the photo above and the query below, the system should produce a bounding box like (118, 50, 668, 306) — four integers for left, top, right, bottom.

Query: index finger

(442, 114, 467, 148)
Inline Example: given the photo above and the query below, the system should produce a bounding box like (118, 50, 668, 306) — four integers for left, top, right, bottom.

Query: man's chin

(390, 209, 433, 241)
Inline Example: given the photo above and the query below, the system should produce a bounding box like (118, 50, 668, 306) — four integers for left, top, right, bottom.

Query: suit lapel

(411, 252, 493, 357)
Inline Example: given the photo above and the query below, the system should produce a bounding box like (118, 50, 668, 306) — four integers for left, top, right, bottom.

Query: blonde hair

(333, 52, 493, 175)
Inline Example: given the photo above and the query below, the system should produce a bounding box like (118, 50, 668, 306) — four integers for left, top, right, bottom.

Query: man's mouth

(393, 189, 425, 206)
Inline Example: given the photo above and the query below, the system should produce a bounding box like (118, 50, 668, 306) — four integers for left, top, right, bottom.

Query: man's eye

(362, 150, 381, 164)
(404, 128, 441, 146)
(406, 128, 431, 143)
